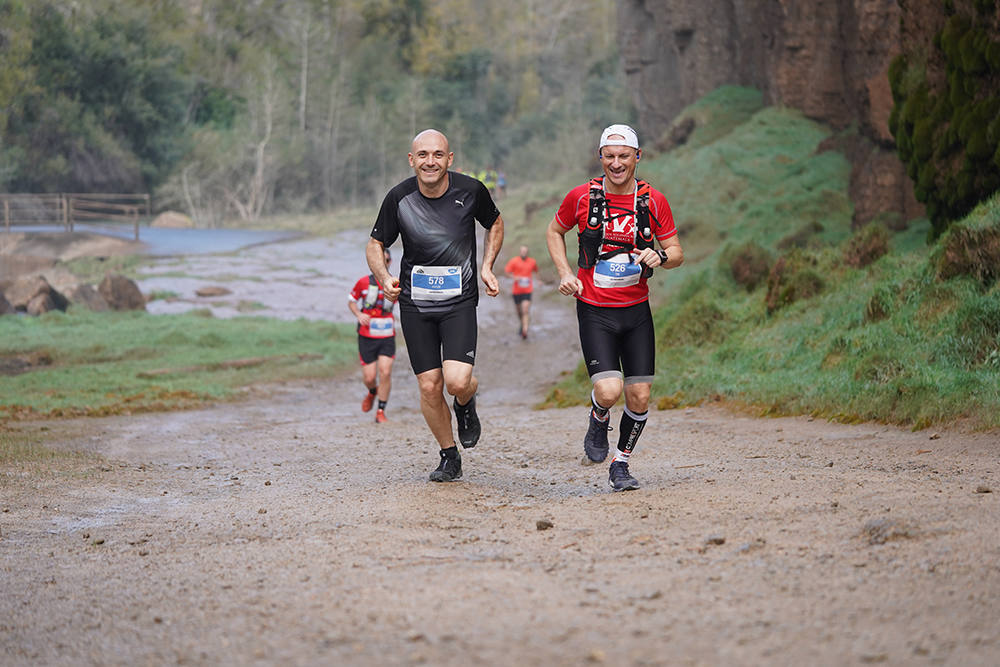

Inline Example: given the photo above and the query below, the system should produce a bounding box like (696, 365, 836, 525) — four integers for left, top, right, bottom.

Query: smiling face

(599, 140, 641, 194)
(408, 129, 453, 196)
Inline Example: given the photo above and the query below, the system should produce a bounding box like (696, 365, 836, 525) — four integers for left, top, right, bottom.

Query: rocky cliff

(617, 0, 922, 226)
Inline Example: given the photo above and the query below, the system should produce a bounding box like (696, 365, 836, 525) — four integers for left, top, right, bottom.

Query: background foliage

(889, 0, 1000, 238)
(0, 0, 628, 224)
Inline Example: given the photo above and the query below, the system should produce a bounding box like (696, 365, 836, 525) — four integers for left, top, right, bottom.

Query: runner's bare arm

(366, 238, 401, 302)
(545, 216, 583, 296)
(481, 215, 504, 297)
(658, 235, 684, 269)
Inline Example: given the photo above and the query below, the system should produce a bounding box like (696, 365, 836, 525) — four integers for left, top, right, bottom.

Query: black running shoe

(582, 409, 611, 464)
(608, 461, 640, 491)
(453, 396, 481, 448)
(429, 449, 462, 482)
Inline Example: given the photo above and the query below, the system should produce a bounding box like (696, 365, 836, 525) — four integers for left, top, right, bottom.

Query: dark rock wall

(618, 0, 922, 225)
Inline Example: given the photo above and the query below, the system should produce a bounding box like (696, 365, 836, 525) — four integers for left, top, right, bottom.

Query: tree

(889, 1, 1000, 238)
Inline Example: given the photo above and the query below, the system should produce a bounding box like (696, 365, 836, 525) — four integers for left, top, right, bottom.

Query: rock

(975, 485, 992, 494)
(861, 517, 913, 545)
(0, 293, 14, 315)
(617, 0, 922, 226)
(26, 292, 57, 316)
(99, 274, 146, 311)
(705, 534, 726, 545)
(151, 210, 194, 228)
(4, 275, 68, 313)
(536, 519, 554, 531)
(196, 286, 233, 297)
(64, 284, 110, 312)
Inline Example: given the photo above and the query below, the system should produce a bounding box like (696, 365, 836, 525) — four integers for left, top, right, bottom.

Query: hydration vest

(362, 275, 394, 314)
(578, 177, 655, 278)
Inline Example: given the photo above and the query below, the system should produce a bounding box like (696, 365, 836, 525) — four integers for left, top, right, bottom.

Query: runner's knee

(593, 377, 623, 407)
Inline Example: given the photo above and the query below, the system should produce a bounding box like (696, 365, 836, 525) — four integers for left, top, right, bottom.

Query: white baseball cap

(599, 124, 639, 150)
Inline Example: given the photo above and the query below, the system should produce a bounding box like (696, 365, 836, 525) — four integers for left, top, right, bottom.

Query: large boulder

(65, 284, 111, 312)
(99, 274, 146, 311)
(3, 275, 68, 313)
(26, 292, 58, 316)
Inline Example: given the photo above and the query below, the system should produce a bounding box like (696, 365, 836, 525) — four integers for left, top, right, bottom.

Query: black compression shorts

(576, 299, 655, 384)
(513, 293, 532, 305)
(358, 334, 396, 365)
(400, 306, 478, 375)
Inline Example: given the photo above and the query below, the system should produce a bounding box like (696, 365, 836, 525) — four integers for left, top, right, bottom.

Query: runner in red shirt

(546, 124, 684, 491)
(348, 247, 396, 423)
(504, 245, 539, 339)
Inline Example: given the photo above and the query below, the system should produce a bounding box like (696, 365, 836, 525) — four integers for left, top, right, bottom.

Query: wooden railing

(1, 193, 151, 239)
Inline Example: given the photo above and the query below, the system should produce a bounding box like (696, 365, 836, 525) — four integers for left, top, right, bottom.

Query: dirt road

(2, 233, 999, 665)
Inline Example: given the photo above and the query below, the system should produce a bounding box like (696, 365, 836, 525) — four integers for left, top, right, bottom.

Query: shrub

(765, 251, 825, 314)
(935, 218, 1000, 287)
(843, 223, 890, 268)
(889, 8, 1000, 237)
(721, 241, 772, 291)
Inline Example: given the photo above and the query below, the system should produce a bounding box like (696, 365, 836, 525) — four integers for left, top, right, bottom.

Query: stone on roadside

(99, 274, 146, 311)
(196, 286, 233, 297)
(65, 284, 110, 312)
(4, 275, 68, 312)
(0, 292, 14, 316)
(151, 210, 194, 228)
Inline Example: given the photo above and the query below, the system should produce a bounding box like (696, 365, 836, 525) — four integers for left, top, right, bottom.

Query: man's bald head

(408, 129, 454, 196)
(411, 129, 449, 153)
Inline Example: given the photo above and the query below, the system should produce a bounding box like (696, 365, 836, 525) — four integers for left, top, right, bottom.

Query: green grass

(0, 309, 357, 419)
(537, 85, 1000, 431)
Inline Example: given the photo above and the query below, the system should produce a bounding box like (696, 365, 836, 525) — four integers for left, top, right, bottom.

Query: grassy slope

(541, 86, 1000, 430)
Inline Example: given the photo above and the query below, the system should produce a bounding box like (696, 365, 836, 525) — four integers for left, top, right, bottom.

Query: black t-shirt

(371, 172, 500, 313)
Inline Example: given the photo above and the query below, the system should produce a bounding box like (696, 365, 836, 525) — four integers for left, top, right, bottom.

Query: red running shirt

(349, 275, 395, 338)
(504, 256, 539, 295)
(555, 180, 676, 308)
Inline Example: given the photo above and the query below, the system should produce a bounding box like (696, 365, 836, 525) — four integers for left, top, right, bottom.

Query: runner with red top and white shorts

(546, 123, 684, 491)
(348, 247, 396, 423)
(504, 245, 539, 339)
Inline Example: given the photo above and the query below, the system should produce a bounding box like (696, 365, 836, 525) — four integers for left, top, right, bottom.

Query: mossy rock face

(891, 4, 1000, 238)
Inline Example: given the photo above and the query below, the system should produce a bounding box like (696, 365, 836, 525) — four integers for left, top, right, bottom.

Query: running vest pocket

(411, 265, 462, 302)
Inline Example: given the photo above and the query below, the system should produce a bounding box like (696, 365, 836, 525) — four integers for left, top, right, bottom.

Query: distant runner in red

(348, 247, 396, 423)
(546, 124, 684, 492)
(504, 245, 539, 339)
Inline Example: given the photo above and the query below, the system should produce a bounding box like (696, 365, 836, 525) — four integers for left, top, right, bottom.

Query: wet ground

(2, 230, 999, 666)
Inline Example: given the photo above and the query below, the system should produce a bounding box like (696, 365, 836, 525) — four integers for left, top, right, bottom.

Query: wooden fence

(1, 193, 151, 240)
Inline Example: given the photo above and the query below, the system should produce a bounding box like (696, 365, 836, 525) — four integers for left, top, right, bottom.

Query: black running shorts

(400, 306, 478, 375)
(576, 299, 655, 384)
(512, 293, 532, 305)
(358, 334, 396, 365)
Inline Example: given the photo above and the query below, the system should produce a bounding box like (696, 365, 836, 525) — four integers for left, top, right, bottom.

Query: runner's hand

(637, 248, 663, 269)
(383, 277, 401, 302)
(557, 272, 583, 296)
(357, 313, 371, 327)
(482, 268, 500, 297)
